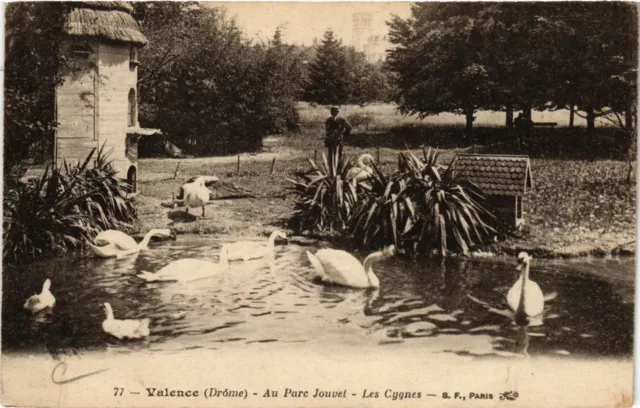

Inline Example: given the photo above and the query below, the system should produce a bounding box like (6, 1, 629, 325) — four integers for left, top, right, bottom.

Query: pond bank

(134, 132, 636, 261)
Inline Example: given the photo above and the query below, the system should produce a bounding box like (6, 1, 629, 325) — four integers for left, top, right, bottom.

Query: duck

(306, 245, 395, 288)
(507, 252, 545, 326)
(137, 244, 230, 283)
(182, 176, 211, 218)
(23, 279, 56, 313)
(349, 153, 375, 184)
(88, 229, 175, 258)
(226, 230, 288, 262)
(101, 303, 150, 340)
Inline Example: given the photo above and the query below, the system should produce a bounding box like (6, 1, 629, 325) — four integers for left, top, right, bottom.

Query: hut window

(130, 46, 139, 69)
(128, 89, 137, 127)
(71, 42, 93, 59)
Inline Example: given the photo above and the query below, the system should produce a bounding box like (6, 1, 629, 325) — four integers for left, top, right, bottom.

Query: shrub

(287, 153, 359, 233)
(289, 148, 495, 256)
(3, 147, 136, 264)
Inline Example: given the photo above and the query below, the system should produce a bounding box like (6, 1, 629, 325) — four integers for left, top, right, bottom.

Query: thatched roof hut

(66, 1, 148, 46)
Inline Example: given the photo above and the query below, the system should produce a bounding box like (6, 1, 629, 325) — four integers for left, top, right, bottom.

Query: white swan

(349, 154, 375, 183)
(306, 245, 395, 288)
(24, 279, 56, 313)
(182, 176, 211, 218)
(227, 231, 288, 262)
(101, 303, 150, 340)
(137, 244, 230, 283)
(88, 229, 174, 258)
(507, 252, 545, 326)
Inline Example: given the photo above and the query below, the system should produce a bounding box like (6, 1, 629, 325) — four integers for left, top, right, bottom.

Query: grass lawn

(134, 104, 636, 257)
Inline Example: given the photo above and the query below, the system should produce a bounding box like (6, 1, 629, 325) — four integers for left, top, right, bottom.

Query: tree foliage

(4, 3, 72, 175)
(387, 2, 638, 133)
(303, 30, 394, 106)
(135, 3, 304, 155)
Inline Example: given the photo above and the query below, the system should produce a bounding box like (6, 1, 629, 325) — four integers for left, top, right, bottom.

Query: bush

(3, 147, 136, 264)
(287, 153, 359, 233)
(289, 148, 495, 256)
(346, 112, 376, 131)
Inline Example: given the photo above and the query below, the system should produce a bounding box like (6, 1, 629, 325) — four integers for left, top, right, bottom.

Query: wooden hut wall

(97, 42, 138, 176)
(55, 39, 100, 166)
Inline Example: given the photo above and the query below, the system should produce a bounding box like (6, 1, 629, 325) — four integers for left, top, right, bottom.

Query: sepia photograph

(1, 1, 637, 407)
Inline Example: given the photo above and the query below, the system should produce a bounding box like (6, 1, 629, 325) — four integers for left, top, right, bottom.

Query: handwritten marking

(51, 362, 110, 385)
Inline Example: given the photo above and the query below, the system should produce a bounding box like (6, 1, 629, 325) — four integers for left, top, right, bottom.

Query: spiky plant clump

(350, 148, 495, 256)
(3, 145, 136, 263)
(287, 152, 359, 233)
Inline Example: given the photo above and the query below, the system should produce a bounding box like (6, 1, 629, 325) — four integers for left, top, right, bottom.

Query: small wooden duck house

(54, 1, 160, 193)
(453, 154, 533, 230)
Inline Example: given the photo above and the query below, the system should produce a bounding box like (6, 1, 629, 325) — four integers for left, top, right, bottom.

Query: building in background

(55, 1, 160, 193)
(351, 12, 392, 63)
(352, 12, 373, 53)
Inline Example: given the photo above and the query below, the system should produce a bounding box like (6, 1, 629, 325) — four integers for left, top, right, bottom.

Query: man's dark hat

(330, 106, 339, 112)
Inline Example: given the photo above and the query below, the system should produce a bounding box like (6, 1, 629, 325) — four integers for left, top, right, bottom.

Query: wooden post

(377, 147, 380, 165)
(173, 161, 181, 179)
(269, 157, 276, 175)
(237, 154, 240, 175)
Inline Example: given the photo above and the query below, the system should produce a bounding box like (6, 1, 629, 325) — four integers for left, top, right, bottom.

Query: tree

(543, 3, 637, 132)
(253, 28, 305, 133)
(387, 2, 637, 139)
(135, 4, 304, 155)
(387, 4, 491, 137)
(4, 3, 71, 176)
(304, 30, 352, 105)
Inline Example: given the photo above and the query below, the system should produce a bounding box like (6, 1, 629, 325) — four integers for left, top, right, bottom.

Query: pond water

(2, 238, 634, 360)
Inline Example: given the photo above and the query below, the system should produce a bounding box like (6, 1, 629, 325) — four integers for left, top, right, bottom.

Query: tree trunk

(465, 107, 475, 140)
(625, 108, 634, 129)
(523, 105, 532, 121)
(506, 104, 513, 130)
(586, 108, 596, 131)
(569, 105, 575, 128)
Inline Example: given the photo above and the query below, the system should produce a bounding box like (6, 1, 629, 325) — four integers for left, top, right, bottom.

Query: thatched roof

(67, 2, 148, 46)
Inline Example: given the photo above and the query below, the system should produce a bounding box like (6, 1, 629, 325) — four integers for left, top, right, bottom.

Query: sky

(202, 2, 414, 46)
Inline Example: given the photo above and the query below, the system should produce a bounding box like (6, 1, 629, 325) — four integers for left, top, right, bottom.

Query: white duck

(88, 229, 174, 258)
(349, 153, 375, 184)
(101, 303, 150, 340)
(507, 252, 545, 326)
(227, 230, 288, 262)
(137, 244, 230, 283)
(23, 279, 56, 313)
(306, 245, 395, 289)
(182, 176, 211, 218)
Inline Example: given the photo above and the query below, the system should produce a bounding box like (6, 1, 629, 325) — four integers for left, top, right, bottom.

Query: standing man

(325, 106, 352, 162)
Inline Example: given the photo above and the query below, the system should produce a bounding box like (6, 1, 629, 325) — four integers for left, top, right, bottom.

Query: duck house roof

(453, 154, 533, 196)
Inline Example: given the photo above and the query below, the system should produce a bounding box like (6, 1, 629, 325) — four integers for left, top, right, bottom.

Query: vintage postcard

(1, 1, 636, 407)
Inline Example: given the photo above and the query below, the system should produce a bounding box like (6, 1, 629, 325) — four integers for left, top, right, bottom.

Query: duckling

(101, 303, 150, 340)
(24, 279, 56, 313)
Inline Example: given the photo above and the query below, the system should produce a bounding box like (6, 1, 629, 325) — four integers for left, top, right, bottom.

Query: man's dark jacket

(325, 116, 352, 147)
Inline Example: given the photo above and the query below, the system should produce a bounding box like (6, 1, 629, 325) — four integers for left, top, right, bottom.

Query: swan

(182, 176, 211, 218)
(507, 252, 545, 326)
(349, 154, 375, 183)
(88, 229, 174, 258)
(306, 245, 395, 288)
(137, 244, 230, 283)
(101, 303, 150, 340)
(24, 279, 56, 313)
(226, 230, 288, 262)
